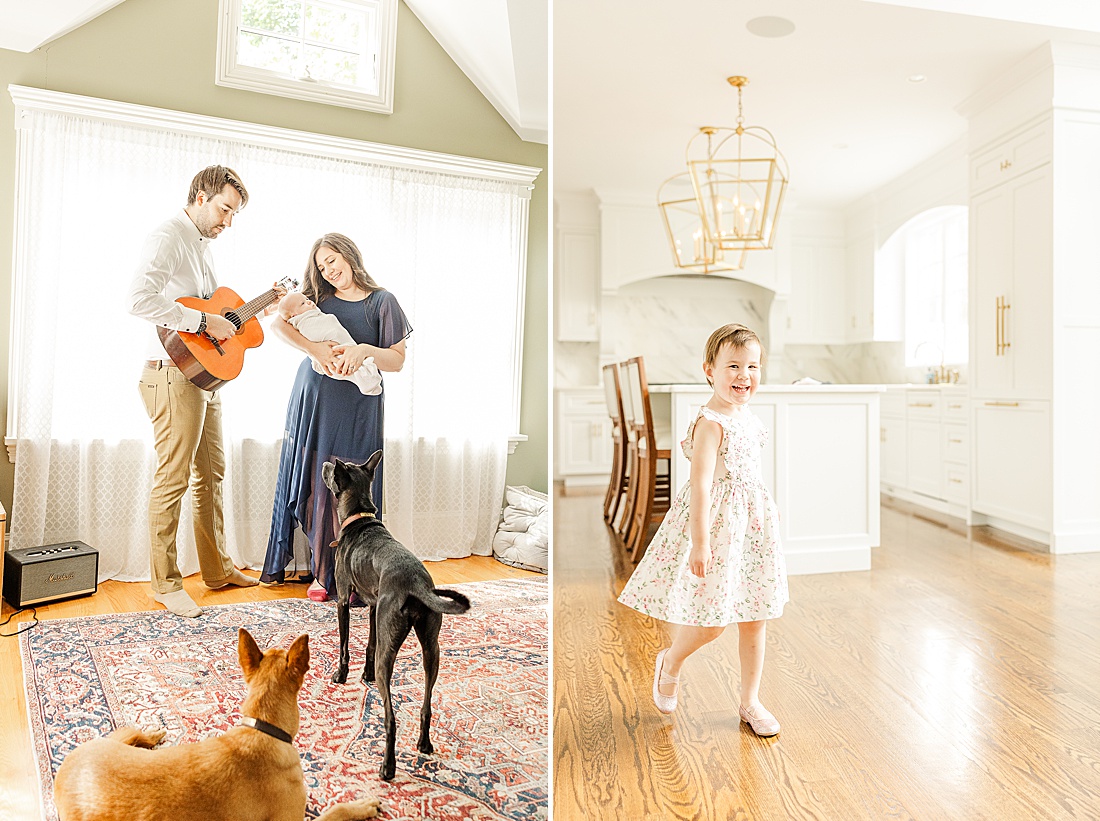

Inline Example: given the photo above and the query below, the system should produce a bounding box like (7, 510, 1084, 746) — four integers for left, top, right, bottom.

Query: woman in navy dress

(261, 233, 412, 599)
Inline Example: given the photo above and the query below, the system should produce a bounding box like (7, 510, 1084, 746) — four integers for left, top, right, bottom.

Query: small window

(216, 0, 397, 114)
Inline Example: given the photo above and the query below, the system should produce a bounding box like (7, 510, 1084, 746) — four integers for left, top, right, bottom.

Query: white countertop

(648, 383, 887, 394)
(559, 382, 965, 393)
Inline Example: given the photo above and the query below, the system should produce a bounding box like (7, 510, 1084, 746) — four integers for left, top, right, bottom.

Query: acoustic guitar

(157, 276, 298, 391)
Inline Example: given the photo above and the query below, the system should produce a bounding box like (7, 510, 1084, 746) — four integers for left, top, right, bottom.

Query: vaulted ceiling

(0, 0, 547, 144)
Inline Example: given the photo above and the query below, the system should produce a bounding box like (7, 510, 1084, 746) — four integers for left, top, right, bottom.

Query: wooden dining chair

(601, 363, 630, 526)
(621, 356, 671, 562)
(616, 359, 643, 547)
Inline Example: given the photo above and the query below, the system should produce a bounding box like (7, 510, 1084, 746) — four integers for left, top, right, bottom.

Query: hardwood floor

(0, 556, 540, 821)
(553, 490, 1100, 820)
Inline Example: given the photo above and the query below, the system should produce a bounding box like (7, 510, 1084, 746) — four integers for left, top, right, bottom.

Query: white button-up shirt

(126, 209, 218, 360)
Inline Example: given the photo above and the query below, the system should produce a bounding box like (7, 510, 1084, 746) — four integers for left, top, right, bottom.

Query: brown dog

(53, 629, 381, 821)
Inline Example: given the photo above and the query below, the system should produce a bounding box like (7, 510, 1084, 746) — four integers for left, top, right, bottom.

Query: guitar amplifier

(3, 541, 99, 608)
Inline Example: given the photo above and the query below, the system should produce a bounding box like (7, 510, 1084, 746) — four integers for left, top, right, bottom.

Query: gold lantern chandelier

(659, 76, 790, 268)
(657, 170, 747, 273)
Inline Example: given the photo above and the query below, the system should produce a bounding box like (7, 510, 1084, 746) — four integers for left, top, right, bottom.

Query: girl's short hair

(188, 165, 248, 208)
(302, 232, 381, 304)
(703, 324, 766, 383)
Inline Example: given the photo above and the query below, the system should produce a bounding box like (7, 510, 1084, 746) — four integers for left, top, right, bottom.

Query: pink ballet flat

(652, 649, 680, 714)
(739, 703, 781, 737)
(307, 580, 329, 602)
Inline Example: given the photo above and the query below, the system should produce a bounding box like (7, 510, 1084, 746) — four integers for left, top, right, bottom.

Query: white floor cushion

(492, 485, 548, 573)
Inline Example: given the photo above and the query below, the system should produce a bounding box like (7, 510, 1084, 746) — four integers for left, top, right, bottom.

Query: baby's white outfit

(289, 307, 382, 396)
(618, 405, 788, 626)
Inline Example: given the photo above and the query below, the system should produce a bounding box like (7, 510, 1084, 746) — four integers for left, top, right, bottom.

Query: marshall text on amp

(3, 541, 99, 608)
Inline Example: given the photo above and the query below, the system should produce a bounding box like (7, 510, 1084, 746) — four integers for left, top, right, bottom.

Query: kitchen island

(649, 384, 882, 575)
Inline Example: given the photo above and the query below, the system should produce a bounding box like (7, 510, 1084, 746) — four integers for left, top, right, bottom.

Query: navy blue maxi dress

(261, 289, 412, 593)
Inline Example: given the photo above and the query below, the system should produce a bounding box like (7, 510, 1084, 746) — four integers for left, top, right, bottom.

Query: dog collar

(330, 512, 376, 547)
(239, 715, 294, 744)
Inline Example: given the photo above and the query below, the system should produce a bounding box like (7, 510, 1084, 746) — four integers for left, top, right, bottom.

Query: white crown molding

(8, 85, 542, 188)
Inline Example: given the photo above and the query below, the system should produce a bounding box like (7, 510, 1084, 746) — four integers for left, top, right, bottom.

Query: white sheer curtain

(7, 99, 533, 578)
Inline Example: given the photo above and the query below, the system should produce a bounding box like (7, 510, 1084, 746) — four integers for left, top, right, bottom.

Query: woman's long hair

(302, 233, 381, 304)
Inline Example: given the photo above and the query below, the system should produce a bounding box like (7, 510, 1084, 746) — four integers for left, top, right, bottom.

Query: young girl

(617, 324, 789, 736)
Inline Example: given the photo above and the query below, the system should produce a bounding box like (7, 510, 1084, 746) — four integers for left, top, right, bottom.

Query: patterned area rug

(21, 578, 547, 821)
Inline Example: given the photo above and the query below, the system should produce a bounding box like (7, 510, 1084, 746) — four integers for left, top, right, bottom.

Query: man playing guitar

(126, 165, 283, 617)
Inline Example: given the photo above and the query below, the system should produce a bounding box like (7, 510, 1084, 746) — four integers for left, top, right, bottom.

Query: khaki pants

(139, 363, 233, 594)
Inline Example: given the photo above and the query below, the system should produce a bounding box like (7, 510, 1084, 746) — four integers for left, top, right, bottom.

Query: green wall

(0, 0, 549, 522)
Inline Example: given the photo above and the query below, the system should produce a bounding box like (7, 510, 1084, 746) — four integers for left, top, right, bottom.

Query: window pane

(241, 0, 302, 36)
(901, 207, 968, 367)
(305, 2, 364, 51)
(218, 0, 395, 112)
(237, 31, 299, 74)
(303, 44, 364, 88)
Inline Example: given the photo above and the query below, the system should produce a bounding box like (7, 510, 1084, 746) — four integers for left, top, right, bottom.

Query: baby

(278, 291, 382, 395)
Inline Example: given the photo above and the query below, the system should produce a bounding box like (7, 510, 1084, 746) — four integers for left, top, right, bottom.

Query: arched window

(875, 205, 968, 368)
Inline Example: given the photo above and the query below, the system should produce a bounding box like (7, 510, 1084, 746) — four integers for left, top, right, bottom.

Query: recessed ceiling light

(908, 74, 927, 83)
(746, 16, 796, 38)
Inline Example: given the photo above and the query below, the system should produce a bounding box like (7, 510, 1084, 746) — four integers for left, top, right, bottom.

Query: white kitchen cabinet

(905, 390, 944, 501)
(906, 418, 943, 499)
(969, 119, 1052, 196)
(555, 389, 612, 487)
(555, 226, 600, 341)
(846, 232, 875, 343)
(971, 400, 1050, 534)
(880, 386, 969, 518)
(785, 240, 847, 345)
(879, 390, 907, 490)
(969, 163, 1052, 401)
(942, 389, 969, 507)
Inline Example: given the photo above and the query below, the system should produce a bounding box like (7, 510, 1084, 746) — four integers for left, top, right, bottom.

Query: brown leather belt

(144, 359, 172, 369)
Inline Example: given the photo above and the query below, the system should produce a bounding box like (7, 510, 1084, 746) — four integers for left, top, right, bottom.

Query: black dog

(322, 451, 471, 781)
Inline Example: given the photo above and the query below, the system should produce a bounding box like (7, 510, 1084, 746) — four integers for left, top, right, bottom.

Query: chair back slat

(624, 356, 655, 449)
(622, 359, 644, 429)
(601, 363, 631, 529)
(619, 355, 671, 563)
(619, 370, 635, 424)
(601, 363, 620, 420)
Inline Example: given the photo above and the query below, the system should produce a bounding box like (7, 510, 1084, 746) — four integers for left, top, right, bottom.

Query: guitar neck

(234, 289, 279, 324)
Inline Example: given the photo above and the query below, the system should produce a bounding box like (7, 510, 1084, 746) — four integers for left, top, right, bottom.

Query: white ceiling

(0, 0, 548, 145)
(405, 0, 548, 143)
(0, 0, 127, 52)
(554, 0, 1100, 210)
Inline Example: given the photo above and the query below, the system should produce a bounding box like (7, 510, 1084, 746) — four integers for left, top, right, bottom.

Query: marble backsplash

(556, 275, 776, 385)
(555, 339, 927, 387)
(555, 274, 966, 387)
(771, 342, 900, 384)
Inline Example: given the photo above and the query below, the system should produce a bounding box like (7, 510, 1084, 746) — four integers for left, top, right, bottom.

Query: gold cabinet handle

(995, 296, 1013, 355)
(985, 401, 1020, 407)
(995, 296, 1003, 355)
(948, 403, 963, 410)
(949, 438, 963, 444)
(1000, 159, 1013, 171)
(995, 297, 1000, 355)
(949, 477, 964, 484)
(908, 402, 934, 408)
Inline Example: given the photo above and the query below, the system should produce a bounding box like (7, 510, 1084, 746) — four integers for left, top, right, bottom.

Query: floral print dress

(617, 406, 789, 626)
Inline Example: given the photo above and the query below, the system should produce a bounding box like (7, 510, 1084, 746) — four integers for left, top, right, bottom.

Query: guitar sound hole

(224, 311, 242, 330)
